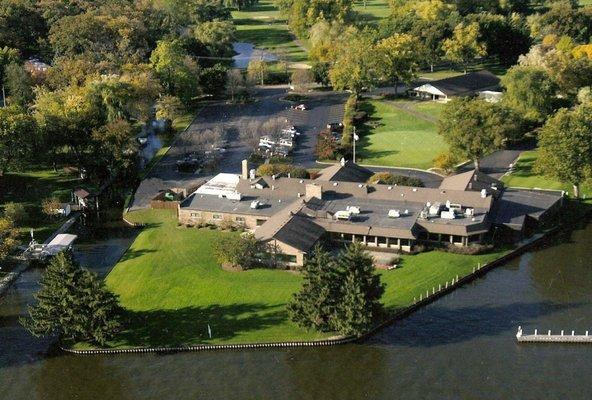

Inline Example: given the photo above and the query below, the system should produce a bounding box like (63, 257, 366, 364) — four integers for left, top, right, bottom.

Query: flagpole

(353, 126, 356, 163)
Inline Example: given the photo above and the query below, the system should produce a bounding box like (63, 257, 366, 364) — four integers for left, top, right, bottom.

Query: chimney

(241, 159, 248, 180)
(305, 183, 323, 201)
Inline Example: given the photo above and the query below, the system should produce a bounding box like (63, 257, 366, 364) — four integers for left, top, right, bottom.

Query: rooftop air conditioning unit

(465, 208, 474, 217)
(481, 189, 487, 198)
(429, 203, 441, 216)
(346, 206, 360, 214)
(334, 210, 352, 220)
(226, 192, 242, 201)
(388, 209, 400, 218)
(250, 200, 260, 209)
(440, 210, 456, 219)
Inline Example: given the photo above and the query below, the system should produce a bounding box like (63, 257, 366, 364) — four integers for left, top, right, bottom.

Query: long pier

(516, 326, 592, 343)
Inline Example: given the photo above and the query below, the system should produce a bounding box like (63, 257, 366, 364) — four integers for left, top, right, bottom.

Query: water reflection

(2, 224, 592, 399)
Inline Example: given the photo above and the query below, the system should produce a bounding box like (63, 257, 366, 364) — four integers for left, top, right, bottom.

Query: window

(277, 254, 297, 264)
(235, 216, 245, 223)
(256, 219, 266, 226)
(212, 214, 222, 220)
(190, 212, 201, 218)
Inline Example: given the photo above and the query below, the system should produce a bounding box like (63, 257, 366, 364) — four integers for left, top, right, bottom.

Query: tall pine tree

(21, 251, 121, 346)
(332, 242, 384, 336)
(287, 244, 340, 331)
(289, 242, 385, 336)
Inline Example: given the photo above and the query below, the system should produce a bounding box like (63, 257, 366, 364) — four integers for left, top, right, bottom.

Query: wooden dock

(516, 326, 592, 343)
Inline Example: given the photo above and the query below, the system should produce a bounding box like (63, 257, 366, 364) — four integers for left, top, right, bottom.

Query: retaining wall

(63, 229, 556, 356)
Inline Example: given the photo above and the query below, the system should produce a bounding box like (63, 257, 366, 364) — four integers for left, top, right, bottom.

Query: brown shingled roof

(316, 162, 374, 183)
(439, 170, 502, 192)
(254, 199, 325, 252)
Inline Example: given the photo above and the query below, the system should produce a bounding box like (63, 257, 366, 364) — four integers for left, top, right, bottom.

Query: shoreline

(61, 228, 556, 355)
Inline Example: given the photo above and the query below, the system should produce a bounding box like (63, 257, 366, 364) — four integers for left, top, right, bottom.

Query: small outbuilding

(412, 70, 501, 102)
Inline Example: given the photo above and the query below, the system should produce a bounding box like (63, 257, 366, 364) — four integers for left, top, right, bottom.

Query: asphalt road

(131, 87, 347, 209)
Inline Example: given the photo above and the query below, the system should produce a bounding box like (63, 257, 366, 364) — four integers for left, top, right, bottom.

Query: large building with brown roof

(177, 162, 564, 268)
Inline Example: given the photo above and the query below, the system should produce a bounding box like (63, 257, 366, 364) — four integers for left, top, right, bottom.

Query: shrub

(256, 163, 310, 178)
(341, 94, 358, 147)
(315, 130, 340, 160)
(438, 243, 494, 255)
(367, 172, 424, 187)
(433, 151, 460, 174)
(212, 233, 265, 270)
(3, 202, 27, 223)
(41, 197, 61, 218)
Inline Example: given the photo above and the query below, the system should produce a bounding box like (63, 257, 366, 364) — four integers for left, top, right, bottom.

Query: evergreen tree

(21, 251, 121, 346)
(289, 242, 385, 336)
(287, 244, 340, 331)
(331, 242, 384, 336)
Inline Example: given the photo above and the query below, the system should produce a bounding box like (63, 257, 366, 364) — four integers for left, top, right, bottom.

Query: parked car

(292, 104, 307, 111)
(327, 122, 344, 132)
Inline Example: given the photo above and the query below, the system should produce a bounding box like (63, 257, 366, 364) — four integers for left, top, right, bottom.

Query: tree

(0, 0, 47, 56)
(3, 202, 27, 224)
(287, 245, 341, 331)
(285, 0, 354, 38)
(194, 20, 235, 58)
(0, 46, 20, 87)
(226, 69, 244, 102)
(150, 39, 200, 104)
(289, 242, 384, 336)
(0, 217, 18, 263)
(91, 119, 138, 178)
(41, 197, 61, 218)
(375, 34, 421, 95)
(329, 31, 378, 95)
(155, 95, 185, 123)
(212, 233, 265, 269)
(472, 13, 531, 66)
(0, 105, 37, 176)
(21, 251, 121, 346)
(535, 104, 592, 198)
(438, 98, 523, 169)
(34, 84, 104, 170)
(199, 63, 229, 97)
(247, 60, 268, 86)
(291, 69, 314, 92)
(331, 242, 384, 336)
(501, 66, 558, 124)
(442, 22, 486, 73)
(4, 62, 34, 106)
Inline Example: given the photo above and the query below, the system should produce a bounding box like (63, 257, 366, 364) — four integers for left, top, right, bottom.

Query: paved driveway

(131, 87, 347, 209)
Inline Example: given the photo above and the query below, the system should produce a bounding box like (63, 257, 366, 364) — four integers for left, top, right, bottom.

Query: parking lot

(131, 86, 347, 209)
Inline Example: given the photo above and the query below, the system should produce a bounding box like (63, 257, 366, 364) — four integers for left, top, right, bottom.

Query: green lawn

(354, 0, 391, 21)
(356, 100, 447, 169)
(0, 167, 82, 243)
(101, 209, 508, 347)
(501, 150, 591, 198)
(232, 0, 308, 63)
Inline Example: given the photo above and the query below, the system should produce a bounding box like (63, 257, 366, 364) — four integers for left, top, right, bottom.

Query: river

(1, 223, 592, 399)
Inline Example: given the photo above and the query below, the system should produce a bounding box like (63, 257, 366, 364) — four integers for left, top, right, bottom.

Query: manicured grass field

(501, 150, 592, 198)
(232, 0, 308, 63)
(356, 100, 447, 169)
(102, 209, 507, 347)
(354, 0, 391, 21)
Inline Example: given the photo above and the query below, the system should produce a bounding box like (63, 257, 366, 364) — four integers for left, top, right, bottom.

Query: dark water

(2, 225, 592, 399)
(233, 42, 278, 69)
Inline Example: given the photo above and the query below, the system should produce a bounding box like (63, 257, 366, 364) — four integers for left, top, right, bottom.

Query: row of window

(189, 212, 248, 223)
